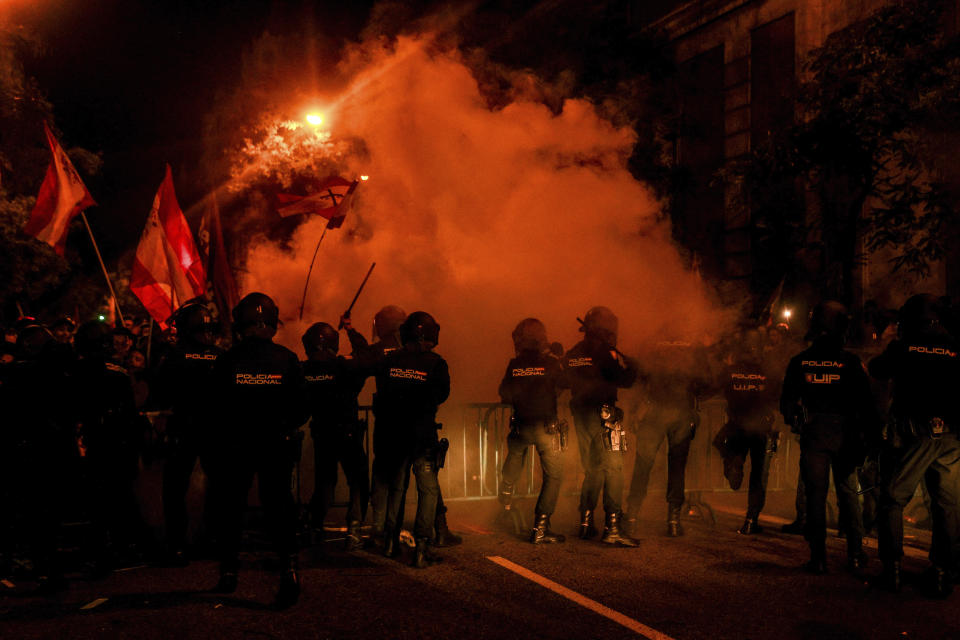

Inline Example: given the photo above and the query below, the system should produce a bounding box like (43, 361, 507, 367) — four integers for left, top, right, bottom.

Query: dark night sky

(9, 0, 374, 260)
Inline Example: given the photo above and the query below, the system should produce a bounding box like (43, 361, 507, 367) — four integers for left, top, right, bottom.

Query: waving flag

(131, 165, 206, 327)
(198, 194, 239, 324)
(23, 123, 96, 254)
(277, 175, 358, 228)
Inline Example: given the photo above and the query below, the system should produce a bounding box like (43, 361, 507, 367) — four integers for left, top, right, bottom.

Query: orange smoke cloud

(241, 35, 724, 405)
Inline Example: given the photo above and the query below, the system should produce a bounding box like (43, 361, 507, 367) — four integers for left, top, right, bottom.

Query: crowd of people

(1, 290, 957, 610)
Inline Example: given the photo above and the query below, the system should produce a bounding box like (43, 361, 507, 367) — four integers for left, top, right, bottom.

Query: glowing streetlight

(305, 113, 324, 126)
(782, 308, 792, 320)
(360, 175, 369, 181)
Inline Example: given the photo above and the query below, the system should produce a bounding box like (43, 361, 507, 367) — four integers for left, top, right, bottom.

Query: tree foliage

(0, 22, 106, 323)
(725, 0, 960, 302)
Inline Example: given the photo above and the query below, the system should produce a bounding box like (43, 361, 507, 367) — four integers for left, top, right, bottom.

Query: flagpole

(80, 212, 125, 326)
(298, 225, 329, 321)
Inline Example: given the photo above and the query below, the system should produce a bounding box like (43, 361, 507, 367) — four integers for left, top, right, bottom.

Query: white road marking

(486, 555, 676, 640)
(80, 597, 109, 610)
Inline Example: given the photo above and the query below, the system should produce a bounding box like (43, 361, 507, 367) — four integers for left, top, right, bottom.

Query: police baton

(576, 316, 628, 359)
(339, 262, 376, 329)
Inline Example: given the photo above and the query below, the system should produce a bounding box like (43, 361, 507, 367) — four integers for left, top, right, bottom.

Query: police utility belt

(509, 415, 569, 452)
(889, 416, 953, 441)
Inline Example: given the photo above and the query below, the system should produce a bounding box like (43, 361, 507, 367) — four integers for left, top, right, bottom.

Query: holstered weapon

(600, 404, 627, 452)
(544, 419, 569, 452)
(788, 403, 808, 435)
(435, 437, 449, 469)
(766, 431, 781, 454)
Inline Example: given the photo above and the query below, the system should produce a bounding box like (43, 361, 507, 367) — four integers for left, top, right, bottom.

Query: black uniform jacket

(211, 336, 307, 445)
(563, 339, 637, 413)
(724, 357, 778, 431)
(499, 350, 567, 424)
(868, 332, 960, 427)
(372, 346, 450, 447)
(302, 354, 366, 434)
(155, 340, 222, 435)
(780, 336, 877, 451)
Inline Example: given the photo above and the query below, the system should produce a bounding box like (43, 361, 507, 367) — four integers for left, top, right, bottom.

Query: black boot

(578, 510, 598, 539)
(383, 533, 402, 559)
(846, 538, 867, 571)
(530, 513, 565, 544)
(600, 512, 640, 547)
(880, 560, 902, 593)
(412, 538, 443, 569)
(781, 519, 805, 535)
(344, 521, 362, 552)
(274, 569, 300, 610)
(212, 570, 238, 594)
(804, 545, 828, 575)
(435, 509, 463, 547)
(666, 505, 684, 537)
(738, 517, 763, 535)
(924, 566, 953, 598)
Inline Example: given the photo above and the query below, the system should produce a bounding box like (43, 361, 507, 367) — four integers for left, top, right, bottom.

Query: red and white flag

(131, 165, 206, 327)
(277, 175, 358, 228)
(23, 122, 96, 255)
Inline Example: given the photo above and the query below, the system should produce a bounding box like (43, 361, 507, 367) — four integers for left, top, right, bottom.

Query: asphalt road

(1, 490, 957, 640)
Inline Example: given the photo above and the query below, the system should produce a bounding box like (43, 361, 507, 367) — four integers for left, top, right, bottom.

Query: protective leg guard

(344, 521, 362, 552)
(578, 510, 598, 539)
(530, 513, 565, 544)
(434, 510, 463, 547)
(273, 569, 300, 610)
(600, 512, 640, 547)
(412, 538, 443, 569)
(666, 505, 684, 538)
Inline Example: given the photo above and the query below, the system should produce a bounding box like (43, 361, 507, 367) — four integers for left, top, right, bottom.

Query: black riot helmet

(898, 294, 944, 340)
(302, 322, 340, 356)
(16, 323, 53, 361)
(512, 318, 548, 354)
(581, 306, 618, 347)
(805, 301, 850, 342)
(400, 311, 440, 349)
(74, 321, 110, 359)
(231, 292, 279, 340)
(173, 302, 216, 345)
(373, 305, 407, 343)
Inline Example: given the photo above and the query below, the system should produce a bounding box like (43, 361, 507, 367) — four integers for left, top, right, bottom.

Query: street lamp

(305, 113, 324, 126)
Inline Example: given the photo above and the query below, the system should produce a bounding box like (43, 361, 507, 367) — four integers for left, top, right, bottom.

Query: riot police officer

(780, 301, 875, 574)
(564, 306, 639, 546)
(301, 321, 368, 550)
(346, 305, 462, 548)
(374, 311, 450, 567)
(208, 293, 307, 608)
(626, 337, 709, 537)
(71, 321, 145, 574)
(714, 327, 779, 534)
(2, 323, 74, 592)
(870, 294, 960, 596)
(154, 302, 222, 566)
(498, 318, 568, 544)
